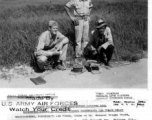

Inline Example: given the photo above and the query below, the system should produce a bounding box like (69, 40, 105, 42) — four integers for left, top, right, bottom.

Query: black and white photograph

(0, 0, 148, 88)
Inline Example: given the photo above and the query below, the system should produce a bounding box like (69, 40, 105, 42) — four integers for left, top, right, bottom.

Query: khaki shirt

(36, 30, 65, 51)
(89, 27, 113, 50)
(66, 0, 93, 16)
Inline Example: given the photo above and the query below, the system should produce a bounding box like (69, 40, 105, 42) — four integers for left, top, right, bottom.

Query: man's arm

(65, 6, 79, 26)
(65, 6, 75, 21)
(99, 27, 113, 50)
(88, 0, 93, 15)
(65, 1, 79, 25)
(65, 0, 75, 21)
(106, 27, 113, 45)
(36, 50, 54, 57)
(61, 37, 69, 45)
(54, 32, 69, 51)
(35, 33, 53, 57)
(88, 31, 96, 52)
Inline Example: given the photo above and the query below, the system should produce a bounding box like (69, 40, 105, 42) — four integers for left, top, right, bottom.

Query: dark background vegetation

(0, 0, 147, 67)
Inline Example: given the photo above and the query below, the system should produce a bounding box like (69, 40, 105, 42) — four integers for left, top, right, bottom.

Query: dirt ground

(0, 58, 147, 88)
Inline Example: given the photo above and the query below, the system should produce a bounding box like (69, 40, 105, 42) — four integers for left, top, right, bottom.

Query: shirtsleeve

(57, 32, 65, 40)
(89, 0, 93, 8)
(106, 27, 113, 45)
(65, 0, 75, 8)
(88, 30, 96, 50)
(36, 33, 46, 51)
(54, 31, 66, 45)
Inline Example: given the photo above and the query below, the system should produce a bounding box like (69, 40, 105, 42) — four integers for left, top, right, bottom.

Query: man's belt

(75, 15, 89, 21)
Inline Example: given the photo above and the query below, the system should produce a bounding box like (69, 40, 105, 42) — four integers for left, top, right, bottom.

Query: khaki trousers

(75, 19, 89, 57)
(36, 44, 68, 70)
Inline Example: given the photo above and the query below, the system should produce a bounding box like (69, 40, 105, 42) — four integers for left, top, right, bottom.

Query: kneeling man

(35, 20, 69, 71)
(84, 19, 114, 67)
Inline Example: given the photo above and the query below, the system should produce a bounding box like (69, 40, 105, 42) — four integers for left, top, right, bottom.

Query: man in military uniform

(65, 0, 93, 63)
(83, 19, 114, 67)
(35, 20, 69, 71)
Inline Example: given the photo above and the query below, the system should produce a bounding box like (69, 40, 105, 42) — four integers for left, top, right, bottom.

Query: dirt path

(0, 59, 147, 88)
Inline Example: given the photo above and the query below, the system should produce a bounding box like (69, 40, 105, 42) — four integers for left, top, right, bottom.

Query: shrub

(0, 0, 147, 67)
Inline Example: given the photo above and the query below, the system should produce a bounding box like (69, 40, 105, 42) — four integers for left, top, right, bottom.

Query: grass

(0, 0, 148, 68)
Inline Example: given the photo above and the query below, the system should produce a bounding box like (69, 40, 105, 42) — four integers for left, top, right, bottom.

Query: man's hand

(55, 42, 63, 51)
(98, 42, 110, 53)
(65, 6, 79, 26)
(47, 51, 53, 56)
(90, 47, 97, 56)
(71, 17, 79, 26)
(92, 49, 97, 56)
(97, 45, 103, 53)
(36, 50, 53, 57)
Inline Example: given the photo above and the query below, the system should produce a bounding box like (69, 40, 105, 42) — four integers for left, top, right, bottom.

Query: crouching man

(35, 20, 69, 71)
(83, 19, 114, 67)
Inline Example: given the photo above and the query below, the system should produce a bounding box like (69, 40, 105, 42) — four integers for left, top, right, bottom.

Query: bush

(0, 0, 147, 67)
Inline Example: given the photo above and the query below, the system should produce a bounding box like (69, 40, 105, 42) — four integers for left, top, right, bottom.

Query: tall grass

(0, 0, 147, 67)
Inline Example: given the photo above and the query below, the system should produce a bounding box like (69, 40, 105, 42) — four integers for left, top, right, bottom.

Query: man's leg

(83, 44, 97, 60)
(58, 43, 68, 70)
(99, 47, 107, 64)
(75, 20, 83, 58)
(36, 49, 59, 70)
(82, 20, 89, 54)
(50, 43, 68, 70)
(36, 55, 48, 71)
(60, 43, 68, 61)
(105, 45, 114, 64)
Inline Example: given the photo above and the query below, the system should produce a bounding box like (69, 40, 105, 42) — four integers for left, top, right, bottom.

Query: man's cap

(96, 19, 107, 29)
(49, 20, 58, 27)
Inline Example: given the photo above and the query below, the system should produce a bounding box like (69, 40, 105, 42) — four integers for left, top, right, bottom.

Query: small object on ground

(30, 77, 46, 85)
(104, 65, 111, 70)
(55, 61, 66, 71)
(113, 72, 116, 75)
(44, 64, 52, 70)
(56, 63, 66, 70)
(105, 62, 113, 68)
(71, 64, 84, 73)
(74, 57, 83, 65)
(70, 64, 86, 76)
(85, 60, 101, 74)
(86, 60, 98, 63)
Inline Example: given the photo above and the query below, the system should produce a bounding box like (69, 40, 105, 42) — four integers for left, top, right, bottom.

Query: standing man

(65, 0, 93, 63)
(35, 20, 69, 71)
(83, 19, 114, 67)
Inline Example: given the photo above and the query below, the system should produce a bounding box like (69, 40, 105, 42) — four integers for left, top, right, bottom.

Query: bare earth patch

(0, 58, 147, 88)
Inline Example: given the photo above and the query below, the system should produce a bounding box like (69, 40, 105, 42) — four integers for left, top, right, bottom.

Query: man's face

(49, 26, 58, 35)
(98, 26, 106, 34)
